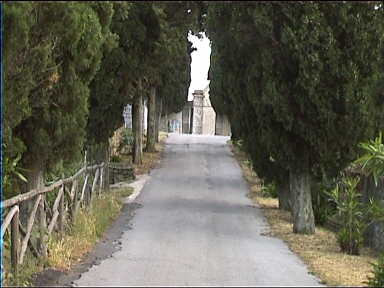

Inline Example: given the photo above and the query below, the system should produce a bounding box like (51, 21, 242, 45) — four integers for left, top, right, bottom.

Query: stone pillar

(192, 90, 204, 135)
(182, 101, 193, 134)
(202, 97, 216, 135)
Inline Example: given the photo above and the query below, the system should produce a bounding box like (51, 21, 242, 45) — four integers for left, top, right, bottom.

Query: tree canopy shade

(206, 2, 384, 234)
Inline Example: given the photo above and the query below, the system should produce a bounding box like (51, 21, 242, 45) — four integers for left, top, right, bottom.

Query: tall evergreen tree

(206, 2, 384, 234)
(145, 2, 200, 151)
(4, 2, 112, 197)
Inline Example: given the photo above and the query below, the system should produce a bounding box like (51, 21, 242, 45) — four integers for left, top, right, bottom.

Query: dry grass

(47, 231, 93, 271)
(230, 141, 378, 287)
(47, 188, 132, 270)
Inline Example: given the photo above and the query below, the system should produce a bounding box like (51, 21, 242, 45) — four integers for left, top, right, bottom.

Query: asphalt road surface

(74, 133, 323, 286)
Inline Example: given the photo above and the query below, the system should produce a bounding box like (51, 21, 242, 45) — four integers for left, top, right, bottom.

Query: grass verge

(2, 188, 133, 287)
(230, 141, 378, 287)
(46, 188, 133, 270)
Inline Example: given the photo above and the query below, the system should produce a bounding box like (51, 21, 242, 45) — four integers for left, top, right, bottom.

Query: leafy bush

(328, 176, 366, 255)
(312, 182, 337, 226)
(356, 133, 384, 286)
(355, 132, 384, 186)
(261, 182, 278, 198)
(3, 145, 28, 199)
(367, 253, 384, 287)
(110, 155, 122, 163)
(118, 128, 134, 154)
(232, 139, 243, 149)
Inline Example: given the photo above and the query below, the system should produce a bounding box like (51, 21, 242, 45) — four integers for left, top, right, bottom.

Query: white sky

(187, 32, 211, 101)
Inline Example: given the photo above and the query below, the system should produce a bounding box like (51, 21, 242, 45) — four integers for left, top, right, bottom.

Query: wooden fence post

(38, 195, 47, 257)
(47, 186, 64, 234)
(71, 180, 78, 222)
(59, 184, 65, 234)
(78, 174, 89, 212)
(11, 207, 20, 278)
(99, 167, 103, 196)
(19, 195, 42, 264)
(105, 147, 110, 192)
(91, 168, 100, 201)
(85, 183, 90, 207)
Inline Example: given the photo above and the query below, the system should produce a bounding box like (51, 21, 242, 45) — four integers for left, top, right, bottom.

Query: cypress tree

(206, 2, 384, 234)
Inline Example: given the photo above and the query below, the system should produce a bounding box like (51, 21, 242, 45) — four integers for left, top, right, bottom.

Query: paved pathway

(74, 133, 323, 286)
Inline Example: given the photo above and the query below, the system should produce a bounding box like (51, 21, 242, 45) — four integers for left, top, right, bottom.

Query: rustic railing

(1, 162, 105, 278)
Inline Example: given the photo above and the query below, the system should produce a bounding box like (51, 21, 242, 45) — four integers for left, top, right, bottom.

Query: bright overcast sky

(187, 32, 211, 101)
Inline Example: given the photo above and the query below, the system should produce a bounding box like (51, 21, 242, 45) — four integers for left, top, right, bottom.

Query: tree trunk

(230, 121, 239, 142)
(11, 208, 19, 278)
(142, 97, 146, 138)
(133, 80, 143, 164)
(146, 86, 156, 152)
(277, 180, 291, 212)
(58, 185, 65, 235)
(155, 95, 163, 143)
(290, 162, 315, 234)
(164, 106, 168, 133)
(38, 194, 47, 257)
(20, 162, 44, 226)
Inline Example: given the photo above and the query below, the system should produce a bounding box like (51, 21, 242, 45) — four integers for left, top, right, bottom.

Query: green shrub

(261, 182, 278, 198)
(367, 253, 384, 287)
(355, 133, 384, 286)
(355, 132, 384, 186)
(328, 176, 366, 255)
(118, 128, 134, 154)
(110, 155, 122, 162)
(233, 139, 243, 149)
(3, 145, 28, 199)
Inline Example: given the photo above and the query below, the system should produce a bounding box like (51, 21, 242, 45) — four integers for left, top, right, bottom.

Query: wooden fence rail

(1, 162, 105, 278)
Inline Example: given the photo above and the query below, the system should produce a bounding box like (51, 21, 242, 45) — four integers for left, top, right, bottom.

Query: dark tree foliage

(85, 3, 129, 149)
(86, 2, 199, 159)
(206, 2, 384, 234)
(4, 2, 112, 197)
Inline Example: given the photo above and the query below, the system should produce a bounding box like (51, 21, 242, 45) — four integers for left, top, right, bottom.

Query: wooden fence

(1, 162, 106, 278)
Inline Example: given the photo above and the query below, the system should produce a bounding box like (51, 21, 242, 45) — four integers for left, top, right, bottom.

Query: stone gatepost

(182, 101, 193, 134)
(192, 90, 204, 134)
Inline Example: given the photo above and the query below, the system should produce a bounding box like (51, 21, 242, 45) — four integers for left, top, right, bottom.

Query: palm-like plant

(355, 132, 384, 186)
(328, 176, 366, 255)
(355, 132, 384, 285)
(367, 253, 384, 287)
